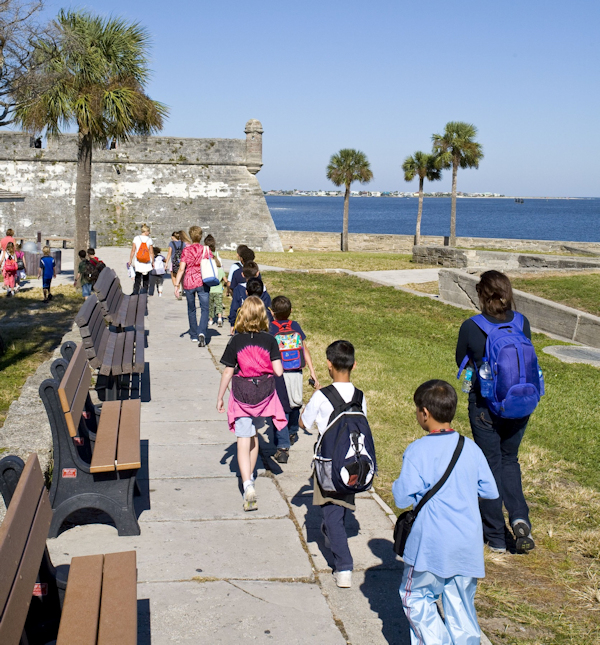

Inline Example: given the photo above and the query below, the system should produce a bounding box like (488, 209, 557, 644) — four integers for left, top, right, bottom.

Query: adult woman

(129, 224, 154, 294)
(455, 270, 535, 554)
(174, 225, 213, 346)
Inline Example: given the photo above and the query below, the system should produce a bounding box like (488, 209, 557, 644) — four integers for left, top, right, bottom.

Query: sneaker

(273, 448, 289, 464)
(321, 522, 331, 549)
(217, 318, 223, 328)
(190, 337, 198, 343)
(198, 334, 206, 347)
(512, 520, 535, 553)
(243, 484, 257, 512)
(158, 292, 162, 297)
(487, 545, 507, 554)
(289, 433, 298, 446)
(47, 293, 53, 301)
(333, 571, 352, 588)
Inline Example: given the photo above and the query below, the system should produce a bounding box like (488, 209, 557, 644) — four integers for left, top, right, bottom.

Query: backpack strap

(321, 385, 363, 425)
(412, 435, 465, 517)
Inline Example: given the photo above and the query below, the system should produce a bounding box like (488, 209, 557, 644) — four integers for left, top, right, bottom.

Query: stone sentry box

(0, 120, 283, 251)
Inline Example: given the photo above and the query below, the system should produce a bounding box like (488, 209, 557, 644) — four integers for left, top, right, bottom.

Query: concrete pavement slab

(140, 420, 232, 445)
(352, 268, 440, 287)
(141, 400, 225, 422)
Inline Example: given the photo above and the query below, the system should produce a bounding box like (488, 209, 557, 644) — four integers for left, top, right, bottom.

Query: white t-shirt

(301, 383, 367, 435)
(228, 261, 242, 282)
(133, 235, 153, 274)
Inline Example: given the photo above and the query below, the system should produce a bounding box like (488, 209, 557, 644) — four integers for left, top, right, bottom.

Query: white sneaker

(243, 484, 257, 512)
(333, 570, 352, 588)
(198, 334, 206, 347)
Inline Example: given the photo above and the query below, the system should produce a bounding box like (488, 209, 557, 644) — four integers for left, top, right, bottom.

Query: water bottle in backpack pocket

(313, 386, 377, 494)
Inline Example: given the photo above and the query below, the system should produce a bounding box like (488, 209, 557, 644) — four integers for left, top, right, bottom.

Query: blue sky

(39, 0, 600, 196)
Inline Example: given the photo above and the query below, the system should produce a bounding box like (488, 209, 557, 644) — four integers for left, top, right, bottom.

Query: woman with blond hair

(129, 224, 154, 294)
(217, 296, 286, 511)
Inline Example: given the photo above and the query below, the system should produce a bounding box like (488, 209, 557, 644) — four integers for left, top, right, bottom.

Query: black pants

(468, 394, 530, 548)
(133, 272, 149, 295)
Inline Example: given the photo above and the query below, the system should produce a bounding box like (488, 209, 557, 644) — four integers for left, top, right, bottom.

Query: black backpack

(89, 259, 105, 285)
(313, 386, 377, 494)
(172, 241, 184, 273)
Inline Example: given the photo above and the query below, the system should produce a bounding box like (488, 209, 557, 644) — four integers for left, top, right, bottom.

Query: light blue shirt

(392, 432, 498, 579)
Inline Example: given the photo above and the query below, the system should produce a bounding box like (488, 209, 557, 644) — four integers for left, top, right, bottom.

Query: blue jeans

(185, 285, 210, 340)
(273, 414, 291, 450)
(288, 407, 300, 438)
(468, 394, 530, 548)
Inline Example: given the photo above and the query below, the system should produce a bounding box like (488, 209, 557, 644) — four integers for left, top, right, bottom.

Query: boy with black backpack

(74, 249, 93, 299)
(300, 340, 376, 589)
(269, 296, 320, 463)
(393, 380, 498, 645)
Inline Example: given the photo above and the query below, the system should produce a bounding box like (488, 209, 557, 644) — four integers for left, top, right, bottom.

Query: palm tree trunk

(75, 131, 93, 254)
(342, 184, 350, 252)
(449, 160, 458, 246)
(415, 177, 424, 246)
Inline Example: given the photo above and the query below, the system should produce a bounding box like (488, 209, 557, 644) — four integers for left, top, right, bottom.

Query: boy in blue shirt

(393, 380, 498, 645)
(38, 246, 56, 302)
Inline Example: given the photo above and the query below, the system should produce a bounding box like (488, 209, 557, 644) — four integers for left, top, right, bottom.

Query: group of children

(216, 242, 499, 644)
(74, 248, 104, 299)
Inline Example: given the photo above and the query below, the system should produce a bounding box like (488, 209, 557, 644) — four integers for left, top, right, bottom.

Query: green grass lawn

(0, 284, 82, 428)
(264, 270, 600, 645)
(511, 272, 600, 317)
(220, 250, 428, 272)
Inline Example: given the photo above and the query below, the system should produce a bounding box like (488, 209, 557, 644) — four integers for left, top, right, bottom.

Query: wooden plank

(0, 455, 46, 615)
(115, 295, 129, 328)
(58, 344, 87, 413)
(56, 554, 104, 645)
(124, 296, 137, 328)
(135, 294, 147, 331)
(78, 305, 103, 339)
(0, 480, 52, 645)
(86, 347, 101, 369)
(105, 279, 121, 312)
(90, 304, 107, 342)
(133, 330, 145, 373)
(97, 551, 137, 645)
(64, 364, 92, 438)
(93, 266, 114, 301)
(122, 331, 135, 374)
(95, 325, 110, 362)
(99, 332, 117, 377)
(74, 294, 99, 327)
(90, 401, 121, 473)
(116, 399, 141, 470)
(111, 332, 126, 376)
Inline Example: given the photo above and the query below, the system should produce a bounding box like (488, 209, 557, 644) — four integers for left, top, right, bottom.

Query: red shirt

(1, 236, 15, 251)
(181, 244, 212, 290)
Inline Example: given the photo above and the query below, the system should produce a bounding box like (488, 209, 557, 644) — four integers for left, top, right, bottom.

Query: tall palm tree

(432, 122, 483, 246)
(402, 151, 441, 246)
(326, 149, 373, 251)
(14, 10, 168, 253)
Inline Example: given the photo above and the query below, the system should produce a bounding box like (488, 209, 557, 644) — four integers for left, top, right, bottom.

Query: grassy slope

(511, 273, 600, 317)
(0, 285, 82, 429)
(264, 271, 600, 644)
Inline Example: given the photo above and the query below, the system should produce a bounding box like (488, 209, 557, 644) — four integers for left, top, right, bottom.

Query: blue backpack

(458, 312, 544, 419)
(313, 386, 377, 494)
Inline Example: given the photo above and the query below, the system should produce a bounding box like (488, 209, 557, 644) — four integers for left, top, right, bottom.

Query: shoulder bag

(393, 434, 465, 557)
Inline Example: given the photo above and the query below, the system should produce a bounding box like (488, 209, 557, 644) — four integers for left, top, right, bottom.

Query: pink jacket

(227, 390, 287, 433)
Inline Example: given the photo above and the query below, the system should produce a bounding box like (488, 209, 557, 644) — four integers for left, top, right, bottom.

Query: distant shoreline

(265, 194, 593, 200)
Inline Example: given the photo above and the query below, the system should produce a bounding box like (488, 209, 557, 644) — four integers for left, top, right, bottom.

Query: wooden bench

(75, 294, 145, 379)
(93, 267, 147, 330)
(39, 344, 142, 537)
(0, 453, 137, 645)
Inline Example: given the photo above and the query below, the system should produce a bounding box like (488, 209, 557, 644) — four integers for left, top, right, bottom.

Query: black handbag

(393, 434, 465, 557)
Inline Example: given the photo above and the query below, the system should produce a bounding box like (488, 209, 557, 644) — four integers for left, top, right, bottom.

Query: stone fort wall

(0, 119, 283, 251)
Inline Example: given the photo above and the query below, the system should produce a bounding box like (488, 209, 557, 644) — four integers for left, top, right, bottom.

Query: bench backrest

(58, 343, 92, 437)
(75, 295, 109, 367)
(0, 454, 53, 645)
(93, 268, 123, 322)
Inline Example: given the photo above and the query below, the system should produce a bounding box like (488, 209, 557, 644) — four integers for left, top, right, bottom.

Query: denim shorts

(234, 417, 257, 438)
(82, 283, 92, 297)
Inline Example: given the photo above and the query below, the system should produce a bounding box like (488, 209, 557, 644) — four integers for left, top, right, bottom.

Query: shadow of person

(220, 441, 263, 494)
(359, 538, 411, 645)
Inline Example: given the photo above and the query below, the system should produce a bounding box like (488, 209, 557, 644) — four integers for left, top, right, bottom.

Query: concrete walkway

(351, 268, 440, 287)
(45, 247, 411, 644)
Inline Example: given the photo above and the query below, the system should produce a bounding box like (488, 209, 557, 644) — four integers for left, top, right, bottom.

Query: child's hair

(271, 295, 292, 320)
(236, 244, 248, 256)
(87, 248, 95, 255)
(78, 249, 87, 259)
(6, 228, 14, 236)
(476, 270, 514, 321)
(245, 277, 263, 297)
(16, 243, 22, 251)
(235, 295, 269, 333)
(241, 261, 259, 279)
(204, 234, 221, 267)
(413, 380, 457, 423)
(42, 246, 51, 256)
(153, 246, 161, 255)
(189, 226, 202, 243)
(326, 340, 355, 372)
(6, 242, 15, 254)
(171, 231, 180, 240)
(141, 224, 150, 235)
(179, 229, 192, 244)
(239, 246, 255, 264)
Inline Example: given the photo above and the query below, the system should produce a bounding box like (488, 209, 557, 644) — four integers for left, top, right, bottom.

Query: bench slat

(111, 332, 126, 376)
(116, 400, 141, 470)
(58, 344, 87, 413)
(0, 455, 52, 645)
(90, 401, 121, 473)
(99, 332, 117, 377)
(125, 296, 137, 328)
(64, 363, 92, 438)
(89, 306, 107, 346)
(75, 294, 99, 327)
(105, 280, 122, 315)
(93, 266, 114, 301)
(133, 330, 145, 373)
(135, 294, 147, 330)
(78, 305, 103, 340)
(122, 331, 135, 374)
(56, 554, 104, 645)
(95, 325, 110, 363)
(116, 294, 129, 328)
(97, 551, 137, 645)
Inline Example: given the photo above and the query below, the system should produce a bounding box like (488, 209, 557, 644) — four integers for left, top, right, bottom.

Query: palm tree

(402, 151, 441, 246)
(326, 149, 373, 251)
(14, 10, 168, 253)
(432, 122, 483, 246)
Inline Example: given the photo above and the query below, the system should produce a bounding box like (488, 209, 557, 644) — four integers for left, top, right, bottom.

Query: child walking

(38, 246, 56, 302)
(393, 380, 498, 645)
(300, 340, 366, 588)
(149, 246, 166, 296)
(74, 249, 93, 299)
(217, 296, 286, 511)
(204, 235, 225, 326)
(1, 241, 18, 297)
(15, 244, 26, 291)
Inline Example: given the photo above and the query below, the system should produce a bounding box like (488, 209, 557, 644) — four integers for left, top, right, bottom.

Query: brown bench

(0, 453, 137, 645)
(93, 267, 147, 330)
(39, 344, 142, 537)
(75, 294, 145, 379)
